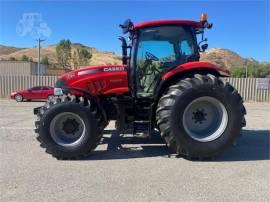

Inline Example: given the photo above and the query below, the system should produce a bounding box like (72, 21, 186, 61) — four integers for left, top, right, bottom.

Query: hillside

(0, 44, 122, 67)
(0, 45, 25, 56)
(200, 48, 265, 69)
(0, 44, 268, 70)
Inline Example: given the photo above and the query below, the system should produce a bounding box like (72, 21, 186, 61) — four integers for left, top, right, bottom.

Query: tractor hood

(60, 65, 127, 80)
(56, 65, 129, 95)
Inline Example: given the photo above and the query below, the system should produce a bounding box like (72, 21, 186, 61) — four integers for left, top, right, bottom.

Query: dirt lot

(0, 99, 269, 201)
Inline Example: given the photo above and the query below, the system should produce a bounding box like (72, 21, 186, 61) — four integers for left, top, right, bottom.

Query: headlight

(54, 88, 63, 96)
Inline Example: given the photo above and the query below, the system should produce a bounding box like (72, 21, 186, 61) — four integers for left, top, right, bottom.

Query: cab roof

(134, 20, 201, 29)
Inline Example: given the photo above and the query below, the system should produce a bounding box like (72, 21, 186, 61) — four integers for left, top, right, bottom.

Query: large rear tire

(34, 94, 104, 159)
(156, 74, 246, 159)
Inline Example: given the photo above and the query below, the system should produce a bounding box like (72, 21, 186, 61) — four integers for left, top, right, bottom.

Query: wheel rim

(49, 112, 86, 147)
(182, 96, 228, 142)
(15, 94, 22, 102)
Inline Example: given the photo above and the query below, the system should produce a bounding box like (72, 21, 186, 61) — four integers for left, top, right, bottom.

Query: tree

(72, 50, 79, 69)
(72, 48, 92, 69)
(230, 66, 246, 78)
(230, 64, 270, 78)
(9, 57, 16, 61)
(77, 48, 92, 67)
(21, 55, 29, 61)
(56, 39, 72, 69)
(29, 57, 33, 62)
(41, 56, 49, 65)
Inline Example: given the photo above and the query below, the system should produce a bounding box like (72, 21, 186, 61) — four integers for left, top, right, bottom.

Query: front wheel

(47, 95, 54, 101)
(35, 95, 104, 159)
(156, 74, 246, 159)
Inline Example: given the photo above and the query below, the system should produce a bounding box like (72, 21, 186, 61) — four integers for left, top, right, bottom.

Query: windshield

(135, 25, 197, 97)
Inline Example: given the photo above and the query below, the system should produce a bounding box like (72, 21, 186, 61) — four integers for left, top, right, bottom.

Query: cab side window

(136, 41, 175, 96)
(180, 40, 193, 56)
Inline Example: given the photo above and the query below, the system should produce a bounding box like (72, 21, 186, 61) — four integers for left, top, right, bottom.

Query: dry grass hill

(0, 44, 267, 70)
(0, 45, 25, 56)
(200, 48, 262, 69)
(0, 43, 122, 67)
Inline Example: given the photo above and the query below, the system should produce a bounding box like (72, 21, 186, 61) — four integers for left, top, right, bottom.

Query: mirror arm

(119, 36, 128, 65)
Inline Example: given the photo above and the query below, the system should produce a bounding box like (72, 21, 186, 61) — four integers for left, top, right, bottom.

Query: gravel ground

(0, 99, 269, 202)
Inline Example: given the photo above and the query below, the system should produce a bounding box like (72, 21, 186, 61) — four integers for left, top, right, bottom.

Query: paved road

(0, 99, 269, 201)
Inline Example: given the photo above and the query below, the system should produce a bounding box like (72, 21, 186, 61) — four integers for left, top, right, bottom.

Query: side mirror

(119, 19, 134, 34)
(200, 44, 208, 52)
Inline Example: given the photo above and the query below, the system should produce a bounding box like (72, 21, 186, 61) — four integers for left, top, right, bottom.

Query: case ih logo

(103, 67, 125, 72)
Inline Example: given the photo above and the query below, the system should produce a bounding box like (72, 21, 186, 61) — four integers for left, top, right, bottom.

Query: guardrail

(0, 75, 269, 102)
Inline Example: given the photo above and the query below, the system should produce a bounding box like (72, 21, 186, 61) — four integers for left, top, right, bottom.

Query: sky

(0, 0, 269, 62)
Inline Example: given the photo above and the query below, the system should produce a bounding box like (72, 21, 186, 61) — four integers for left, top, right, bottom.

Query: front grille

(55, 79, 67, 88)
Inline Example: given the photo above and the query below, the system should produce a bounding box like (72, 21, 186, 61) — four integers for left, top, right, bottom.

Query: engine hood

(60, 65, 127, 80)
(57, 64, 129, 95)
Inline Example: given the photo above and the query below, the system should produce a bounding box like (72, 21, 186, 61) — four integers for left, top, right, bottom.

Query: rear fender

(162, 61, 229, 80)
(154, 61, 229, 101)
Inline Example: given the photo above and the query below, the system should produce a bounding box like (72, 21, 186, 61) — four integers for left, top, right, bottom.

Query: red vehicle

(11, 86, 54, 102)
(34, 13, 246, 160)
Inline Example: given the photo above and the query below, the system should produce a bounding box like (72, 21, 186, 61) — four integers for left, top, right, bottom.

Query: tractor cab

(119, 13, 212, 98)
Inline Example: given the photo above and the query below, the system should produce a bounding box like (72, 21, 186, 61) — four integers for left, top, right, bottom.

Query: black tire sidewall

(170, 83, 242, 156)
(39, 102, 98, 156)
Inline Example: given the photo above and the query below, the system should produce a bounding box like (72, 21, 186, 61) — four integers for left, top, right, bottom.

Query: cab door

(135, 40, 175, 97)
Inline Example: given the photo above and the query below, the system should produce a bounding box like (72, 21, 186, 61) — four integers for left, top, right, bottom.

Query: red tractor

(34, 14, 246, 159)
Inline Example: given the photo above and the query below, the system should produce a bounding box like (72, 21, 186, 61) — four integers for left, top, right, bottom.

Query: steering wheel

(145, 51, 159, 61)
(138, 52, 163, 93)
(142, 51, 161, 73)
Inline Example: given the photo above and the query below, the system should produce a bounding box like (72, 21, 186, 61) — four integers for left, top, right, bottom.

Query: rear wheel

(182, 96, 228, 142)
(156, 74, 246, 159)
(35, 94, 104, 159)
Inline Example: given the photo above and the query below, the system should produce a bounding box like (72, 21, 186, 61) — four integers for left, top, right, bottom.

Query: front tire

(47, 95, 54, 101)
(35, 94, 104, 159)
(156, 74, 246, 159)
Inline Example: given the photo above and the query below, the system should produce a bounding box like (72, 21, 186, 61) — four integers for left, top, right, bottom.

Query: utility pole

(245, 65, 248, 101)
(36, 38, 45, 75)
(243, 60, 248, 78)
